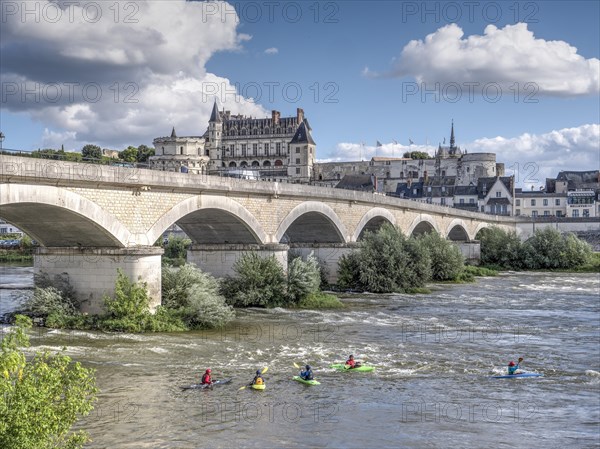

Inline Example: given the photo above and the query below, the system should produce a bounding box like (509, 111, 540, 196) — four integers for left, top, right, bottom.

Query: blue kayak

(492, 373, 542, 379)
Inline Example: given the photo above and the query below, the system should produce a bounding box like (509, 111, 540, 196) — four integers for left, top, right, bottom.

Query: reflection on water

(1, 267, 599, 448)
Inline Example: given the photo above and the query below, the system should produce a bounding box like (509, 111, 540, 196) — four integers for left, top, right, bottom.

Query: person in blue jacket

(300, 365, 314, 381)
(508, 357, 524, 375)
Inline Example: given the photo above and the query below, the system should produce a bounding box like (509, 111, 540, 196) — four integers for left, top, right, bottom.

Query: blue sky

(1, 1, 598, 184)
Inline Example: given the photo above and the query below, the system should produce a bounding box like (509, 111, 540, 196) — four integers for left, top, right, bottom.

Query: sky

(0, 0, 599, 187)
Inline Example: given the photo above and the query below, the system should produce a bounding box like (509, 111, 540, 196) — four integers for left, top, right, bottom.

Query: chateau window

(572, 210, 579, 218)
(264, 127, 270, 134)
(544, 211, 550, 216)
(253, 129, 258, 135)
(441, 198, 446, 205)
(467, 167, 470, 172)
(496, 191, 501, 198)
(531, 199, 536, 206)
(296, 158, 300, 164)
(516, 209, 520, 215)
(276, 142, 282, 154)
(469, 198, 475, 204)
(264, 143, 269, 156)
(516, 199, 521, 206)
(460, 199, 464, 204)
(441, 170, 446, 177)
(229, 144, 234, 153)
(555, 199, 560, 206)
(543, 199, 548, 206)
(296, 167, 301, 174)
(295, 147, 300, 153)
(241, 144, 247, 156)
(253, 144, 257, 155)
(180, 146, 184, 154)
(276, 128, 281, 134)
(583, 209, 590, 217)
(532, 211, 538, 217)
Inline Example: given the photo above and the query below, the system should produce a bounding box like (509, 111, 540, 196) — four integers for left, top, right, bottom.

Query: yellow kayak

(251, 384, 266, 390)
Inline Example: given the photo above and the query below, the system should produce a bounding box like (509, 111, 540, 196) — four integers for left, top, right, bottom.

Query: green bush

(0, 315, 98, 449)
(296, 292, 345, 309)
(478, 226, 525, 270)
(287, 253, 321, 303)
(417, 231, 465, 281)
(163, 234, 191, 261)
(221, 252, 287, 307)
(463, 265, 498, 277)
(23, 286, 77, 318)
(337, 223, 431, 293)
(162, 264, 234, 329)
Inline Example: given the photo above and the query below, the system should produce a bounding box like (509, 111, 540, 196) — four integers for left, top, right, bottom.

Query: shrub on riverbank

(220, 252, 288, 307)
(417, 231, 465, 281)
(287, 253, 321, 303)
(479, 226, 593, 271)
(162, 234, 191, 267)
(162, 264, 234, 329)
(337, 223, 431, 293)
(296, 291, 345, 309)
(0, 315, 98, 449)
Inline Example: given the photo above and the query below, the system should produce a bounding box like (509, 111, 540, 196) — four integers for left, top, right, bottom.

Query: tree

(522, 228, 592, 269)
(478, 226, 525, 270)
(81, 144, 102, 160)
(0, 315, 98, 448)
(119, 146, 138, 162)
(403, 151, 430, 159)
(137, 145, 155, 162)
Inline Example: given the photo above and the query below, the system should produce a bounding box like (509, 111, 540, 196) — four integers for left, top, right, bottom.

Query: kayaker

(300, 365, 314, 381)
(251, 370, 264, 386)
(345, 354, 361, 369)
(508, 357, 524, 375)
(201, 368, 213, 385)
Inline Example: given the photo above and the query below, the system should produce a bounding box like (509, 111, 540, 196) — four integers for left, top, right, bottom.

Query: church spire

(209, 100, 221, 123)
(170, 126, 177, 138)
(450, 120, 455, 149)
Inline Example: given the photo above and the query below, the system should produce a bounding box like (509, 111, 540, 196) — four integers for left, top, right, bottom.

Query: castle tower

(207, 100, 223, 171)
(288, 120, 316, 182)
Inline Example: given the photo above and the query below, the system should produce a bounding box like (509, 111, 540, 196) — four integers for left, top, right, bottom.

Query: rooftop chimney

(272, 110, 280, 125)
(297, 108, 304, 123)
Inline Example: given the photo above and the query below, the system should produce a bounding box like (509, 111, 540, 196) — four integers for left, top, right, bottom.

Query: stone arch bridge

(0, 155, 515, 312)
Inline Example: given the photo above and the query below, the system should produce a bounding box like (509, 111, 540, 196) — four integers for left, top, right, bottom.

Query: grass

(404, 287, 432, 294)
(295, 292, 345, 309)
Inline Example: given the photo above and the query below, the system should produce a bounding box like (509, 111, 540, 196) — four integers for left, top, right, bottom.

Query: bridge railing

(0, 148, 151, 169)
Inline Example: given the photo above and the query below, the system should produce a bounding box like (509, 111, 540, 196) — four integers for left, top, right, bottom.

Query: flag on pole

(376, 140, 382, 147)
(409, 139, 414, 145)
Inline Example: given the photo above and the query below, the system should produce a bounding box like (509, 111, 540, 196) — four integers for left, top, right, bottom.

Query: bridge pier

(455, 242, 481, 265)
(187, 243, 289, 278)
(289, 243, 358, 285)
(34, 246, 163, 315)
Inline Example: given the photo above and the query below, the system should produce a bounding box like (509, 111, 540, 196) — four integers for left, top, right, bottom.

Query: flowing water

(1, 265, 599, 448)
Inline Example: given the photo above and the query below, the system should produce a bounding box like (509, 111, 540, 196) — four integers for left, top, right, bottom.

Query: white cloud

(327, 124, 600, 187)
(264, 47, 279, 55)
(470, 124, 600, 187)
(385, 23, 599, 96)
(0, 0, 267, 149)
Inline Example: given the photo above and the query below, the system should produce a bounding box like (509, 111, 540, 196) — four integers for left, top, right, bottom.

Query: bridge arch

(0, 184, 131, 247)
(446, 219, 471, 241)
(407, 214, 441, 237)
(474, 222, 492, 240)
(147, 195, 268, 245)
(275, 202, 348, 244)
(353, 208, 397, 242)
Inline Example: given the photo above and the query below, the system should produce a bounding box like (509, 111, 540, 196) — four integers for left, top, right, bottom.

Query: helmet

(508, 361, 515, 366)
(305, 365, 311, 370)
(349, 355, 354, 359)
(206, 368, 211, 373)
(256, 370, 262, 375)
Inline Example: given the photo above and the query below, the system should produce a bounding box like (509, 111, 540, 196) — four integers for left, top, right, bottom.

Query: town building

(0, 220, 23, 235)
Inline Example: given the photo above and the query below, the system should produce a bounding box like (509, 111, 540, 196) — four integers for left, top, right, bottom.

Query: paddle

(293, 362, 301, 369)
(238, 367, 268, 391)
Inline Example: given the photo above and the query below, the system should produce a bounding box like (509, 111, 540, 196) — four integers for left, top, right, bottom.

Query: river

(1, 265, 599, 448)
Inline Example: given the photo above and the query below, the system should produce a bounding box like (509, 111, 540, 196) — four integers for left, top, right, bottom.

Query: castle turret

(288, 120, 316, 182)
(207, 100, 223, 171)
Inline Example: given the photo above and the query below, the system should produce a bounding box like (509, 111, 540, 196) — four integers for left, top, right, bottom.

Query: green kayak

(330, 364, 375, 372)
(293, 375, 321, 385)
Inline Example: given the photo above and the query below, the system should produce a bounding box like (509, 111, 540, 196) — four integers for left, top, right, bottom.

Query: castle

(150, 102, 316, 182)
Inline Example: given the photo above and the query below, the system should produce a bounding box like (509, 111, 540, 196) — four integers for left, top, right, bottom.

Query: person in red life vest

(201, 368, 213, 385)
(345, 354, 361, 369)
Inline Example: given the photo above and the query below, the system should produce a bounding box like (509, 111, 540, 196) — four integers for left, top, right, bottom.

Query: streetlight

(0, 132, 4, 151)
